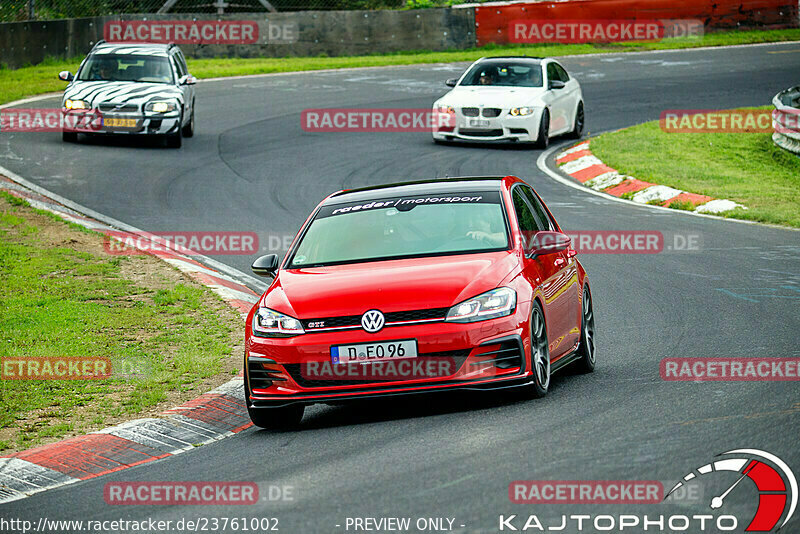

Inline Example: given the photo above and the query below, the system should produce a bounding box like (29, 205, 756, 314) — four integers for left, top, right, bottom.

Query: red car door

(510, 186, 572, 362)
(517, 185, 581, 359)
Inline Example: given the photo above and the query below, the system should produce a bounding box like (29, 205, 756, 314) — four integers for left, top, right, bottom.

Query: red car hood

(262, 251, 519, 319)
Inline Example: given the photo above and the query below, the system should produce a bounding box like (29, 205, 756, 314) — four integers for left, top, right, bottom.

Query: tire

(573, 285, 596, 373)
(244, 355, 304, 430)
(569, 101, 584, 139)
(182, 104, 194, 138)
(535, 109, 550, 149)
(523, 301, 550, 398)
(62, 131, 78, 142)
(166, 125, 182, 148)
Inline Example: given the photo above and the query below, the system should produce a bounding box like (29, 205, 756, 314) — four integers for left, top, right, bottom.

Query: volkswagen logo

(361, 310, 385, 333)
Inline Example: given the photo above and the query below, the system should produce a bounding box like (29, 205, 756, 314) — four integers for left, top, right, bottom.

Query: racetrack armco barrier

(772, 86, 800, 155)
(473, 0, 798, 47)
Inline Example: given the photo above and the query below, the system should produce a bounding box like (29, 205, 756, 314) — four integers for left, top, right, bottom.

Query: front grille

(98, 103, 138, 113)
(461, 107, 480, 117)
(303, 307, 448, 330)
(284, 349, 471, 388)
(482, 108, 502, 118)
(470, 339, 524, 370)
(459, 129, 504, 137)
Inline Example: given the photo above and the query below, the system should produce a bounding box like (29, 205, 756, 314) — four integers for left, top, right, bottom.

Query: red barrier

(475, 0, 797, 46)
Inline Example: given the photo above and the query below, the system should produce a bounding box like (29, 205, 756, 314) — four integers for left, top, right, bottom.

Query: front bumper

(432, 108, 543, 143)
(63, 110, 181, 135)
(246, 306, 533, 408)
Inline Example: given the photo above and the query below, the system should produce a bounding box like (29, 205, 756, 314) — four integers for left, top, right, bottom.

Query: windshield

(460, 61, 543, 87)
(288, 191, 509, 268)
(77, 54, 174, 84)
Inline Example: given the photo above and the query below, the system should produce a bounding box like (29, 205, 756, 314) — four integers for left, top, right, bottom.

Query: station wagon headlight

(446, 287, 517, 323)
(145, 101, 178, 113)
(64, 99, 89, 110)
(509, 107, 535, 117)
(253, 307, 305, 337)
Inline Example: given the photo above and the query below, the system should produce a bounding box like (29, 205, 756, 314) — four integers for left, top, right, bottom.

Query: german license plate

(104, 117, 137, 128)
(331, 340, 417, 364)
(469, 119, 490, 127)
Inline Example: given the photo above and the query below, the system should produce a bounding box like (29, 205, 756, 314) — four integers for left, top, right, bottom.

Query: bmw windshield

(288, 191, 510, 268)
(77, 54, 174, 84)
(460, 61, 543, 87)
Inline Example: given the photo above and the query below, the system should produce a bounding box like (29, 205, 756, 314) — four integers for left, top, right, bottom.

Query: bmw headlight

(509, 107, 535, 117)
(445, 287, 517, 323)
(64, 99, 89, 110)
(253, 307, 305, 337)
(145, 101, 178, 113)
(436, 104, 455, 114)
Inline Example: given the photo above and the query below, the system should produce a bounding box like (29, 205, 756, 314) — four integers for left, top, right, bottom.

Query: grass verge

(589, 107, 800, 228)
(0, 191, 244, 453)
(1, 28, 799, 105)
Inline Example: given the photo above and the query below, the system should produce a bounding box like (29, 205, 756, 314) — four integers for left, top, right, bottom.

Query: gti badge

(361, 310, 385, 333)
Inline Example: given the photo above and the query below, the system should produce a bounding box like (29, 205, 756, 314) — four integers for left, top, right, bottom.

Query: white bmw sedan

(432, 57, 583, 147)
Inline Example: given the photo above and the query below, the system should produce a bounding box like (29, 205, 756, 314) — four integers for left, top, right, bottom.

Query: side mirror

(180, 74, 197, 85)
(527, 231, 571, 256)
(251, 254, 279, 277)
(445, 78, 458, 87)
(58, 71, 74, 82)
(548, 80, 566, 90)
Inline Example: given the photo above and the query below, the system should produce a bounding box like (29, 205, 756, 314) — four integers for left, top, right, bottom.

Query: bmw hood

(439, 87, 547, 109)
(63, 81, 184, 108)
(263, 251, 519, 319)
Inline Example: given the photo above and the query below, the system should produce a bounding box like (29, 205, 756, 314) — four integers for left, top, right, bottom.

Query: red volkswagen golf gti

(245, 176, 596, 428)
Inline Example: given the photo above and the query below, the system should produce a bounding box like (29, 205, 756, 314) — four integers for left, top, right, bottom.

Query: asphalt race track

(2, 43, 799, 532)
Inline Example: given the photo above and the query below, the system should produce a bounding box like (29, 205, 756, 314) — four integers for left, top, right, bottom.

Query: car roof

(477, 56, 544, 64)
(92, 42, 173, 57)
(326, 177, 510, 205)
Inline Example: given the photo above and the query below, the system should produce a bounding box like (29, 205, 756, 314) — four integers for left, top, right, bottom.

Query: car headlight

(252, 307, 305, 337)
(64, 99, 89, 110)
(436, 105, 455, 114)
(145, 101, 178, 113)
(509, 107, 535, 117)
(445, 287, 517, 323)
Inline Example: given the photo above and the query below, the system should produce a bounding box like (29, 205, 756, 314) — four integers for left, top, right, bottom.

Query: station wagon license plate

(104, 118, 137, 128)
(331, 340, 417, 364)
